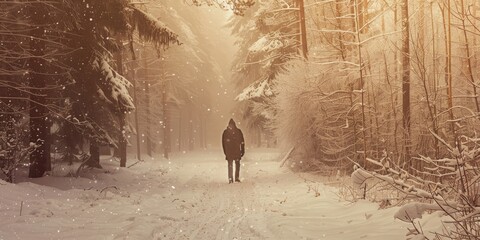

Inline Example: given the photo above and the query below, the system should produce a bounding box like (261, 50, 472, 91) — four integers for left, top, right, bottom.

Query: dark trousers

(227, 159, 240, 182)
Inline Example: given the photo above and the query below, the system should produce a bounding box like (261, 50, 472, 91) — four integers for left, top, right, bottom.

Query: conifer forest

(1, 0, 480, 239)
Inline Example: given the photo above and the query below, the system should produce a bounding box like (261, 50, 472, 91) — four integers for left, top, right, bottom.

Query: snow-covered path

(0, 149, 422, 240)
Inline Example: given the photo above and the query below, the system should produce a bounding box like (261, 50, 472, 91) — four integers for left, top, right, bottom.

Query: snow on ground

(0, 148, 442, 240)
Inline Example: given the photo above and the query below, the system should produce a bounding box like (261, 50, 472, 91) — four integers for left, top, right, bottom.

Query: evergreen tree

(60, 0, 180, 167)
(228, 0, 299, 141)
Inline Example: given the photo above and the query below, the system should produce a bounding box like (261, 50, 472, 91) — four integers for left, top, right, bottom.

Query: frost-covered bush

(0, 118, 36, 183)
(273, 60, 365, 171)
(351, 133, 480, 239)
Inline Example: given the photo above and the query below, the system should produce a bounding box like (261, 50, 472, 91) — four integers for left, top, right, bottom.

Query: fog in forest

(2, 1, 480, 239)
(120, 4, 241, 156)
(127, 5, 240, 154)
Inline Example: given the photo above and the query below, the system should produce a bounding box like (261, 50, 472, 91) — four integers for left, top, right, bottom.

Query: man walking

(222, 118, 245, 183)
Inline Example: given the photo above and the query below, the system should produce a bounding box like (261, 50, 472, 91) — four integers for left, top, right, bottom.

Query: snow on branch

(235, 79, 273, 101)
(351, 168, 434, 200)
(130, 8, 181, 49)
(248, 34, 284, 53)
(351, 132, 480, 238)
(187, 0, 255, 16)
(92, 57, 134, 111)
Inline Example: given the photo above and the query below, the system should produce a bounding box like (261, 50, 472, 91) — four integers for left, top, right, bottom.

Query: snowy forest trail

(0, 149, 419, 240)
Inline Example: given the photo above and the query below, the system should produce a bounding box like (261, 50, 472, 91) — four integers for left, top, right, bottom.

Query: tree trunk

(349, 0, 356, 32)
(144, 47, 152, 157)
(132, 64, 142, 161)
(162, 83, 170, 159)
(473, 0, 477, 70)
(359, 0, 369, 33)
(415, 0, 427, 169)
(383, 52, 399, 157)
(178, 109, 182, 152)
(119, 116, 127, 167)
(335, 0, 346, 60)
(353, 0, 368, 168)
(401, 0, 411, 166)
(459, 0, 480, 112)
(126, 38, 141, 161)
(132, 73, 142, 161)
(257, 129, 262, 147)
(28, 1, 50, 178)
(199, 114, 204, 149)
(87, 143, 101, 168)
(116, 42, 127, 167)
(202, 117, 206, 149)
(430, 2, 439, 158)
(440, 1, 455, 140)
(298, 0, 308, 59)
(188, 107, 194, 151)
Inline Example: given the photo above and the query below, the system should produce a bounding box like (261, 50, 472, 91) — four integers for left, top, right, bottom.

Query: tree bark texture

(28, 2, 50, 178)
(401, 0, 411, 165)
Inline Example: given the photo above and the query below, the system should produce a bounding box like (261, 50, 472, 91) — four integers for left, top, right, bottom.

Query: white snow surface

(0, 149, 443, 239)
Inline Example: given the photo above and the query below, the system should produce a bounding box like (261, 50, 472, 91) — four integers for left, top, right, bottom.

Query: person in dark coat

(222, 118, 245, 183)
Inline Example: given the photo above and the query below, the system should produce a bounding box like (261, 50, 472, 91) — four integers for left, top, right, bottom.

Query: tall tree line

(231, 0, 480, 171)
(0, 0, 179, 181)
(125, 0, 230, 159)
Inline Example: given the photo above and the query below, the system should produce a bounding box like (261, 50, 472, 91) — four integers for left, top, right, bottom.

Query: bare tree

(400, 0, 411, 167)
(353, 0, 368, 167)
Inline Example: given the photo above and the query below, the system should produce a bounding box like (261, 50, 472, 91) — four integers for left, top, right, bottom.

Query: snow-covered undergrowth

(349, 135, 480, 239)
(0, 148, 444, 240)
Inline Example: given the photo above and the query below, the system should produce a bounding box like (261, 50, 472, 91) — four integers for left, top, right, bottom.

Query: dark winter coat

(222, 119, 245, 161)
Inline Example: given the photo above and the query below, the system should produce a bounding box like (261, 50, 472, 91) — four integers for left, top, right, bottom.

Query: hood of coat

(227, 118, 237, 129)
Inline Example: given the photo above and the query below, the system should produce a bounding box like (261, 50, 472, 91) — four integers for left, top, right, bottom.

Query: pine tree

(229, 0, 300, 136)
(60, 0, 180, 167)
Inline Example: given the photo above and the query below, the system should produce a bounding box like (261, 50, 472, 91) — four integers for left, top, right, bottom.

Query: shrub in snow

(0, 118, 36, 183)
(351, 134, 480, 239)
(50, 152, 90, 177)
(273, 60, 367, 172)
